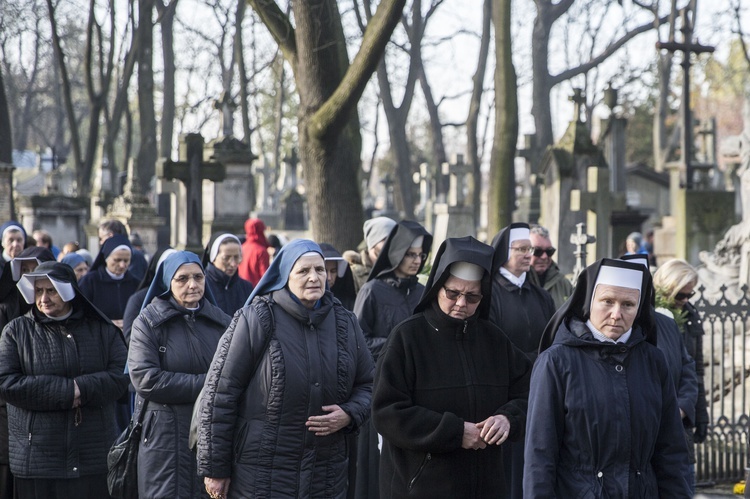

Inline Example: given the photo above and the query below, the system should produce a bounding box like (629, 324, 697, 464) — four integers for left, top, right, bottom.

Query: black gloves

(694, 423, 708, 443)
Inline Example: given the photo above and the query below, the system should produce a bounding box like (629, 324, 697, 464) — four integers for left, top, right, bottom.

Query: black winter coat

(78, 266, 139, 321)
(0, 308, 128, 479)
(121, 288, 148, 345)
(204, 263, 254, 317)
(488, 273, 555, 362)
(683, 303, 709, 428)
(129, 297, 230, 499)
(372, 303, 531, 498)
(196, 290, 374, 498)
(353, 275, 423, 362)
(524, 317, 691, 498)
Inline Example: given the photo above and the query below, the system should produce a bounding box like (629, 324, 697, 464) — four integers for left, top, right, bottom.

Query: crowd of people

(0, 215, 708, 498)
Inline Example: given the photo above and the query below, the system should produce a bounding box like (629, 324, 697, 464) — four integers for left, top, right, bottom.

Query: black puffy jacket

(0, 307, 128, 479)
(129, 297, 230, 499)
(196, 290, 374, 498)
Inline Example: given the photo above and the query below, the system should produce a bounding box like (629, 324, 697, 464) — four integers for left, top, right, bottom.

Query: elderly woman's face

(214, 242, 242, 276)
(325, 261, 338, 288)
(171, 263, 205, 308)
(288, 254, 326, 309)
(3, 230, 24, 259)
(73, 262, 89, 281)
(34, 277, 71, 317)
(589, 284, 640, 340)
(437, 275, 482, 320)
(106, 249, 131, 276)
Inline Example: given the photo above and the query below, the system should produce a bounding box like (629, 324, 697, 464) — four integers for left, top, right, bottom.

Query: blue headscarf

(141, 251, 216, 311)
(91, 234, 132, 271)
(61, 252, 86, 270)
(245, 239, 323, 306)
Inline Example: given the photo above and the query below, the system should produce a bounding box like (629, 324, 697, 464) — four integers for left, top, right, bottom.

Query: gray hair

(530, 224, 550, 239)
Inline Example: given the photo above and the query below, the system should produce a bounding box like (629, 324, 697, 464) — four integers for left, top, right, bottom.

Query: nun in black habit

(352, 220, 432, 499)
(372, 236, 531, 498)
(524, 258, 691, 498)
(319, 243, 357, 311)
(201, 233, 254, 317)
(488, 222, 555, 499)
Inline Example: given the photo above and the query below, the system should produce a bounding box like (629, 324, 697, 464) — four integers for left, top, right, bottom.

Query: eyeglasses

(532, 247, 556, 258)
(442, 287, 483, 304)
(404, 251, 428, 261)
(172, 273, 205, 285)
(510, 246, 534, 255)
(675, 291, 695, 301)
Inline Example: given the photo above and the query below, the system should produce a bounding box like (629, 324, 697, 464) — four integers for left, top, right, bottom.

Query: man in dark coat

(527, 224, 572, 309)
(525, 259, 691, 498)
(0, 262, 128, 498)
(373, 236, 531, 498)
(488, 222, 555, 499)
(353, 220, 432, 499)
(202, 233, 254, 317)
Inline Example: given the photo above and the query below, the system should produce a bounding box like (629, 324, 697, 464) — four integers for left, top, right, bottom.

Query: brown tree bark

(488, 0, 518, 234)
(137, 0, 158, 193)
(156, 0, 178, 159)
(248, 0, 405, 251)
(466, 0, 492, 225)
(0, 65, 12, 164)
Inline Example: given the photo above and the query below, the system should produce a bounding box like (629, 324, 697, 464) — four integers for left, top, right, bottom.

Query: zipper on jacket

(407, 452, 431, 491)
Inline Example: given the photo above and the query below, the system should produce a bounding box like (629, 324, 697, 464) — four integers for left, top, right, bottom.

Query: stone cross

(214, 91, 237, 138)
(656, 7, 714, 189)
(414, 162, 432, 212)
(569, 222, 596, 285)
(444, 154, 471, 207)
(570, 166, 625, 263)
(156, 133, 226, 251)
(570, 88, 586, 123)
(380, 174, 395, 212)
(279, 148, 299, 191)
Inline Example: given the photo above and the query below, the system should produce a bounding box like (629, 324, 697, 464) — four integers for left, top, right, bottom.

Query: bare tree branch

(247, 0, 297, 64)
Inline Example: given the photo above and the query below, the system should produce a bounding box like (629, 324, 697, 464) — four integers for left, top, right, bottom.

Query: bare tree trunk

(272, 56, 286, 171)
(249, 0, 405, 250)
(46, 0, 84, 187)
(488, 0, 518, 234)
(235, 0, 252, 143)
(0, 66, 12, 164)
(467, 0, 491, 225)
(157, 0, 177, 159)
(15, 16, 42, 151)
(653, 0, 678, 172)
(137, 0, 157, 193)
(418, 65, 447, 197)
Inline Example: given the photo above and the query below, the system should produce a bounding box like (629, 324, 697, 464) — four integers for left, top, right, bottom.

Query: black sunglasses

(532, 247, 556, 258)
(442, 287, 483, 304)
(675, 291, 695, 301)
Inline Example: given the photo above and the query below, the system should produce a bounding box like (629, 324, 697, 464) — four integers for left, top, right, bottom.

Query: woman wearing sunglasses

(372, 236, 531, 498)
(653, 258, 709, 488)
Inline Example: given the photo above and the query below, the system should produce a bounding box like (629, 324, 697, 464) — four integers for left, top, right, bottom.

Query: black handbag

(107, 399, 148, 499)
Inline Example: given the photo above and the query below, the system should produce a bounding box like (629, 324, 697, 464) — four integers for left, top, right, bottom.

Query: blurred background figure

(653, 258, 709, 490)
(320, 243, 356, 311)
(239, 218, 270, 286)
(266, 234, 284, 262)
(345, 216, 397, 293)
(128, 232, 149, 281)
(57, 241, 81, 261)
(61, 252, 89, 282)
(527, 224, 572, 309)
(202, 233, 253, 317)
(353, 220, 432, 499)
(31, 230, 60, 259)
(129, 251, 230, 498)
(97, 219, 147, 280)
(0, 262, 128, 499)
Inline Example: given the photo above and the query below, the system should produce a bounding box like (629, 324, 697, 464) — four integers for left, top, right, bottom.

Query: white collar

(106, 268, 126, 281)
(586, 320, 632, 344)
(499, 267, 526, 287)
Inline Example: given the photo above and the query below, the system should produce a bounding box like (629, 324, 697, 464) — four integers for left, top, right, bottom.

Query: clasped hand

(462, 415, 511, 450)
(305, 405, 351, 436)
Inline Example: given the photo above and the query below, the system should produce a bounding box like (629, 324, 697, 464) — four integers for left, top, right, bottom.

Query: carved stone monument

(0, 162, 15, 221)
(204, 135, 256, 236)
(156, 133, 226, 252)
(430, 154, 476, 259)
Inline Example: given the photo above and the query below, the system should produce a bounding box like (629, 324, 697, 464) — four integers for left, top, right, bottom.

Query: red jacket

(239, 219, 270, 285)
